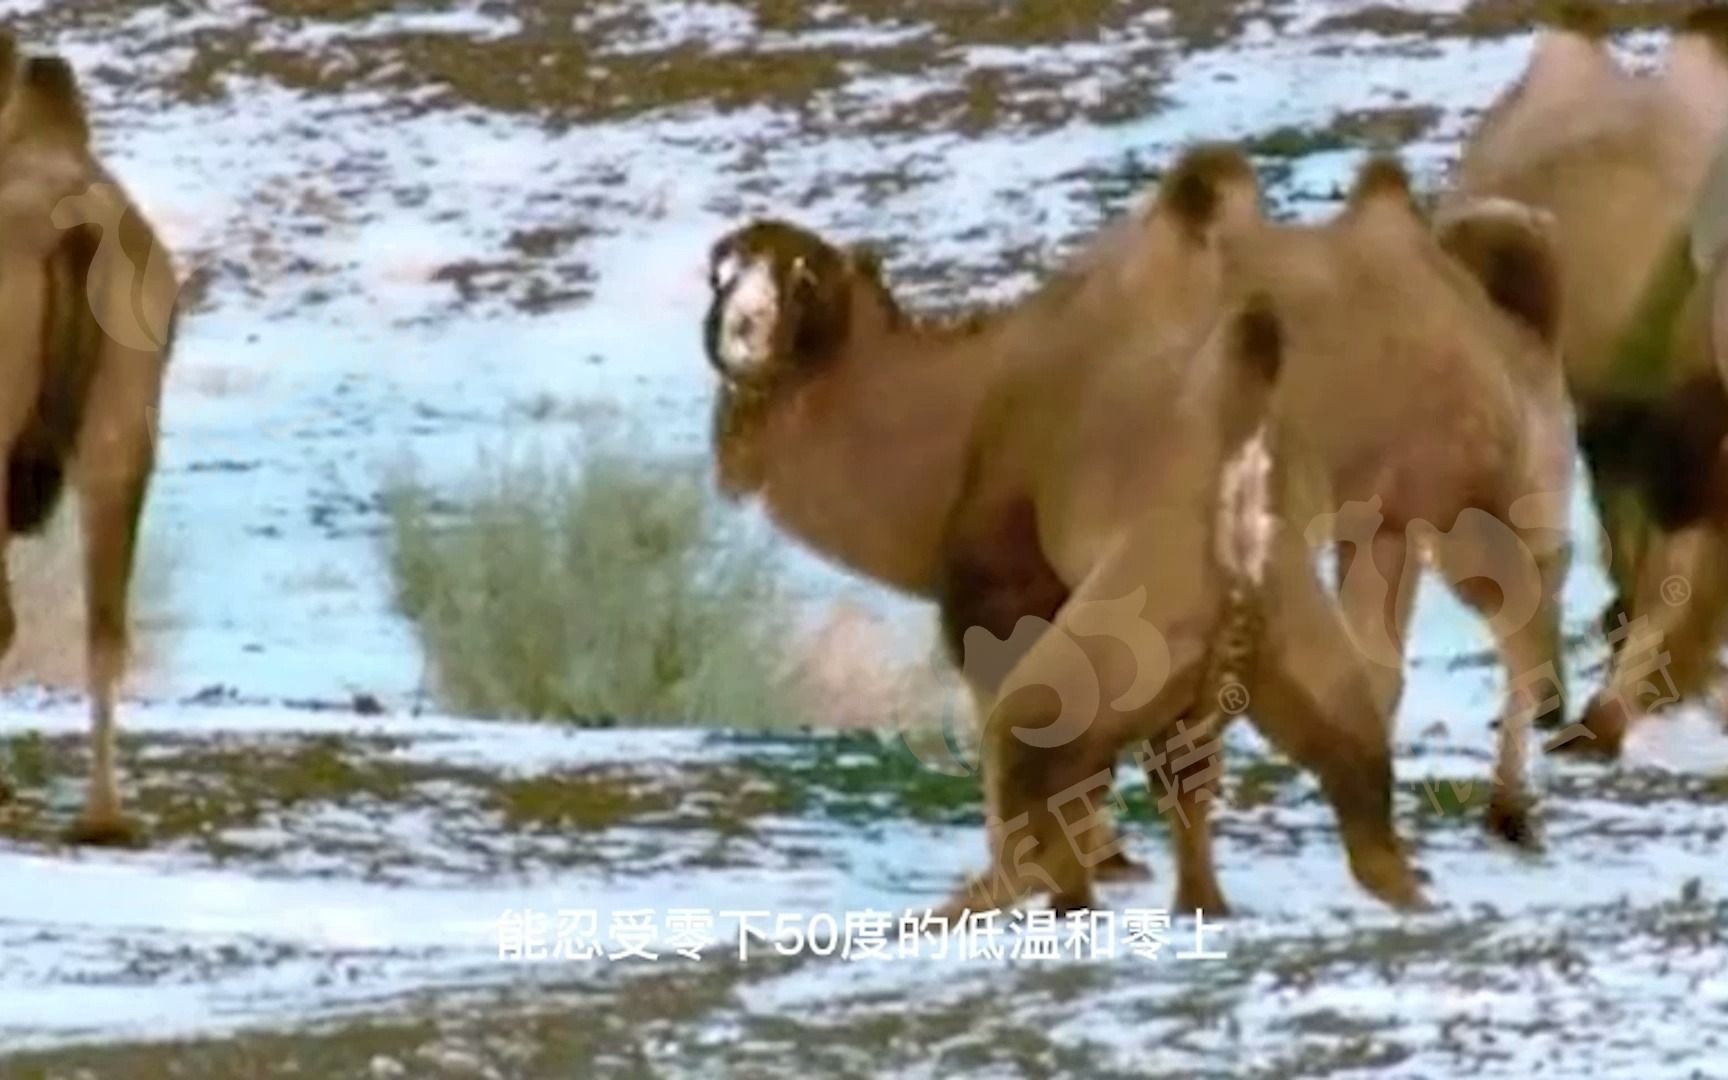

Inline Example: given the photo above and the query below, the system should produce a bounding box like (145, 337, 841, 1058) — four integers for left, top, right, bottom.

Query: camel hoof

(1485, 795, 1542, 852)
(1350, 849, 1432, 912)
(1545, 696, 1628, 760)
(929, 873, 1005, 925)
(64, 813, 143, 848)
(1094, 849, 1153, 883)
(1173, 890, 1231, 919)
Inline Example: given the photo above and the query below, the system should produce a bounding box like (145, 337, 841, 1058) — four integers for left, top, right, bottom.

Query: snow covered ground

(0, 0, 1725, 1074)
(2, 693, 1725, 1075)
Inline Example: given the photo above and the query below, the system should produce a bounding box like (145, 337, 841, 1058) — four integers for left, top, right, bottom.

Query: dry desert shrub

(383, 434, 806, 726)
(383, 431, 969, 732)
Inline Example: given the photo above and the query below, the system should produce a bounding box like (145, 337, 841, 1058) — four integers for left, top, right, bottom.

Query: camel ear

(1154, 143, 1260, 241)
(1435, 200, 1564, 347)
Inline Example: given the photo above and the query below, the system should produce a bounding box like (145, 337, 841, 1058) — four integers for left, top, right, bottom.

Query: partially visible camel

(702, 145, 1570, 915)
(0, 45, 180, 843)
(1451, 3, 1728, 757)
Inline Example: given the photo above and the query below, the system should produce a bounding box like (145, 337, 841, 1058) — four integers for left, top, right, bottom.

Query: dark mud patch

(0, 955, 764, 1079)
(1244, 104, 1443, 158)
(430, 255, 595, 313)
(0, 730, 831, 882)
(0, 0, 1301, 329)
(3, 716, 1718, 891)
(15, 0, 1278, 133)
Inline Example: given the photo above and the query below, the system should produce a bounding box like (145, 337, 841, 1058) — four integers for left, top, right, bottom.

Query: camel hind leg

(1145, 717, 1229, 916)
(940, 510, 1221, 919)
(937, 499, 1152, 890)
(1334, 526, 1420, 728)
(1251, 530, 1429, 910)
(1425, 508, 1565, 849)
(957, 670, 1150, 885)
(63, 353, 162, 846)
(62, 444, 152, 845)
(1569, 522, 1728, 758)
(1121, 528, 1427, 917)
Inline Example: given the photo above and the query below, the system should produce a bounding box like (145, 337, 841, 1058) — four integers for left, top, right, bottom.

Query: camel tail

(6, 225, 104, 536)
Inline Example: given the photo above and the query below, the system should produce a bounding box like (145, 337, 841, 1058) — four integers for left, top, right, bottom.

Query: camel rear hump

(1152, 142, 1260, 240)
(18, 56, 89, 147)
(1346, 157, 1417, 212)
(1523, 0, 1619, 99)
(1340, 157, 1428, 241)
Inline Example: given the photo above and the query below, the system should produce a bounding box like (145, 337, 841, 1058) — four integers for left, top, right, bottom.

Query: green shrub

(383, 436, 805, 727)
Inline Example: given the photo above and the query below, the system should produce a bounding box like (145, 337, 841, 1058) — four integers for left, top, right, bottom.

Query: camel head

(701, 219, 904, 500)
(702, 219, 888, 386)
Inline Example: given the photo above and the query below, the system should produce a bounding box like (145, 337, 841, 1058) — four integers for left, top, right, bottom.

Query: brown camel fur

(702, 145, 1570, 915)
(0, 45, 179, 844)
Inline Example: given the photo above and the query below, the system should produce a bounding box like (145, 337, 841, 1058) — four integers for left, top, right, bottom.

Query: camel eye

(790, 255, 817, 296)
